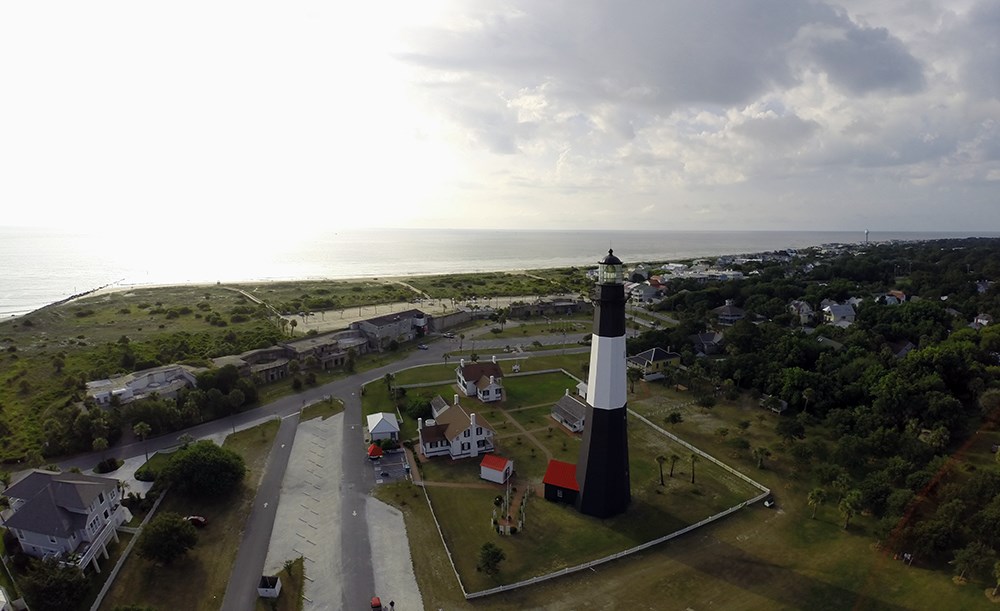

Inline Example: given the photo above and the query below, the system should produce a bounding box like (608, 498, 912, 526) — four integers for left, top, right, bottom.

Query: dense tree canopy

(136, 511, 198, 565)
(162, 440, 246, 497)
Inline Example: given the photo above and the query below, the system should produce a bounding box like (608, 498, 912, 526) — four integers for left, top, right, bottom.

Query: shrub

(94, 458, 122, 473)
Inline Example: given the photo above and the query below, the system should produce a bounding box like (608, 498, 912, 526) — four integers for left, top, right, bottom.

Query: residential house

(542, 459, 579, 505)
(480, 454, 514, 484)
(712, 300, 745, 326)
(551, 389, 586, 433)
(417, 395, 495, 459)
(626, 347, 680, 381)
(888, 340, 916, 359)
(822, 303, 856, 327)
(689, 332, 725, 356)
(3, 470, 132, 573)
(816, 336, 845, 351)
(630, 283, 659, 303)
(353, 309, 427, 351)
(759, 395, 788, 413)
(508, 298, 592, 318)
(789, 300, 814, 325)
(972, 313, 994, 330)
(630, 263, 651, 281)
(366, 412, 400, 442)
(456, 357, 504, 403)
(86, 365, 197, 407)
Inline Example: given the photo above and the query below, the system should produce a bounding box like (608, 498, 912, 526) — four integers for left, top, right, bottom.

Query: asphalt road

(53, 331, 589, 608)
(220, 411, 300, 611)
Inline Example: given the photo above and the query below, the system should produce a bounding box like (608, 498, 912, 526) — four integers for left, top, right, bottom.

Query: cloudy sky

(1, 1, 998, 231)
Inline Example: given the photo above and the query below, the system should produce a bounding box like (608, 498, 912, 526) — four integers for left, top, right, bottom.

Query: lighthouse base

(576, 405, 631, 518)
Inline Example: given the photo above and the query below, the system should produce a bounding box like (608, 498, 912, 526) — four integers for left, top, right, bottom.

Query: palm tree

(459, 333, 465, 350)
(992, 560, 1000, 597)
(133, 421, 152, 461)
(289, 318, 298, 336)
(690, 453, 699, 484)
(802, 387, 816, 413)
(807, 488, 827, 519)
(627, 368, 642, 393)
(384, 373, 395, 396)
(656, 455, 667, 486)
(752, 447, 772, 469)
(669, 454, 680, 478)
(839, 490, 862, 529)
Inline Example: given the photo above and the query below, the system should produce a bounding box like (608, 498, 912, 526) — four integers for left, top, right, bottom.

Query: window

(476, 427, 482, 435)
(461, 442, 470, 451)
(477, 440, 486, 448)
(98, 492, 105, 504)
(49, 536, 56, 543)
(104, 509, 109, 519)
(557, 489, 564, 499)
(464, 429, 470, 437)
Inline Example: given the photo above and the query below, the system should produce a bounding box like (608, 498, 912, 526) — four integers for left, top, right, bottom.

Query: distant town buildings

(86, 365, 197, 406)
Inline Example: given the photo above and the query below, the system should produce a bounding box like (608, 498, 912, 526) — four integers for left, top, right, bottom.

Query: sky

(1, 1, 998, 232)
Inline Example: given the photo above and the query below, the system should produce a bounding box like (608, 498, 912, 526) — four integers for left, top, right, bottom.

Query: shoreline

(7, 232, 999, 320)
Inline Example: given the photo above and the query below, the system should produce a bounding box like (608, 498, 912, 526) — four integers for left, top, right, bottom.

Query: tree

(20, 557, 87, 611)
(839, 490, 862, 529)
(92, 436, 109, 456)
(627, 367, 643, 393)
(228, 388, 246, 434)
(162, 440, 246, 498)
(669, 454, 680, 478)
(289, 318, 298, 336)
(137, 512, 198, 565)
(133, 422, 152, 461)
(0, 470, 11, 490)
(459, 333, 465, 350)
(808, 488, 827, 519)
(690, 453, 699, 484)
(952, 541, 996, 581)
(479, 542, 506, 575)
(752, 446, 772, 469)
(656, 455, 666, 485)
(776, 417, 806, 443)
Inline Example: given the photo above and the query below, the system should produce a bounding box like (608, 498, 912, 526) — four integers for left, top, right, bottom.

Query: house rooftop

(480, 454, 512, 472)
(362, 309, 426, 328)
(4, 470, 117, 537)
(543, 459, 580, 491)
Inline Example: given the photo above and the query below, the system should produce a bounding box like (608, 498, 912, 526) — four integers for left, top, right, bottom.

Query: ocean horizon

(2, 227, 997, 318)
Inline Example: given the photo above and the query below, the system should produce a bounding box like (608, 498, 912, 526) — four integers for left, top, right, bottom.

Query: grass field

(101, 420, 279, 610)
(378, 379, 1000, 609)
(301, 397, 345, 421)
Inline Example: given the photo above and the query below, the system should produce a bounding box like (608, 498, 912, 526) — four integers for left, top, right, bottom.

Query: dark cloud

(401, 0, 924, 109)
(806, 25, 925, 95)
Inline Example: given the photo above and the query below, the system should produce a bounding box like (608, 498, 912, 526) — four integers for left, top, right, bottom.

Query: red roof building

(542, 459, 579, 505)
(480, 454, 514, 484)
(367, 443, 384, 459)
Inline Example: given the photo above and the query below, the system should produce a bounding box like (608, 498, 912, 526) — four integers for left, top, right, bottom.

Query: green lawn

(101, 420, 280, 611)
(506, 405, 554, 430)
(502, 372, 578, 408)
(491, 436, 548, 480)
(302, 397, 345, 421)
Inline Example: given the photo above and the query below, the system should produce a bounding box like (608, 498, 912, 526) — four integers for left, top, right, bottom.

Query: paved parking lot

(370, 451, 409, 484)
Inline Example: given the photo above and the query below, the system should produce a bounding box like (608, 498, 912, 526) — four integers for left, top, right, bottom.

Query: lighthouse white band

(586, 334, 627, 410)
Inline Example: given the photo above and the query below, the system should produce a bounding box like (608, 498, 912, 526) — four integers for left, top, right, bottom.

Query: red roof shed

(367, 443, 384, 459)
(543, 459, 580, 505)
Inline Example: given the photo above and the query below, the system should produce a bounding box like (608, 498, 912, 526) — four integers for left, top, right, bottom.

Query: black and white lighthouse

(576, 249, 631, 518)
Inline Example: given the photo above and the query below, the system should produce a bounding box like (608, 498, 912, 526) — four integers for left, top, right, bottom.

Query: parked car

(763, 496, 775, 508)
(443, 332, 455, 338)
(417, 344, 429, 350)
(379, 471, 390, 477)
(185, 515, 208, 527)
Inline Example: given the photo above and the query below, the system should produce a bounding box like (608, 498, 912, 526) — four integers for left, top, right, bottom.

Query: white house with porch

(3, 470, 132, 574)
(418, 395, 495, 459)
(455, 357, 504, 403)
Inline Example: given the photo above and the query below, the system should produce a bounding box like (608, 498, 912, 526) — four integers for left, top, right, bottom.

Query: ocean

(1, 227, 996, 318)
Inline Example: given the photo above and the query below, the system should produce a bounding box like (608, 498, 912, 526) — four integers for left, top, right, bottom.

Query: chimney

(492, 355, 496, 363)
(565, 388, 569, 396)
(418, 418, 423, 430)
(460, 358, 465, 367)
(454, 394, 459, 406)
(471, 413, 477, 429)
(489, 375, 495, 385)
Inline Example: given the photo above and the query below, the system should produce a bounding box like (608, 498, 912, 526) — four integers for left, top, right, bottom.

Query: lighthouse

(576, 249, 631, 518)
